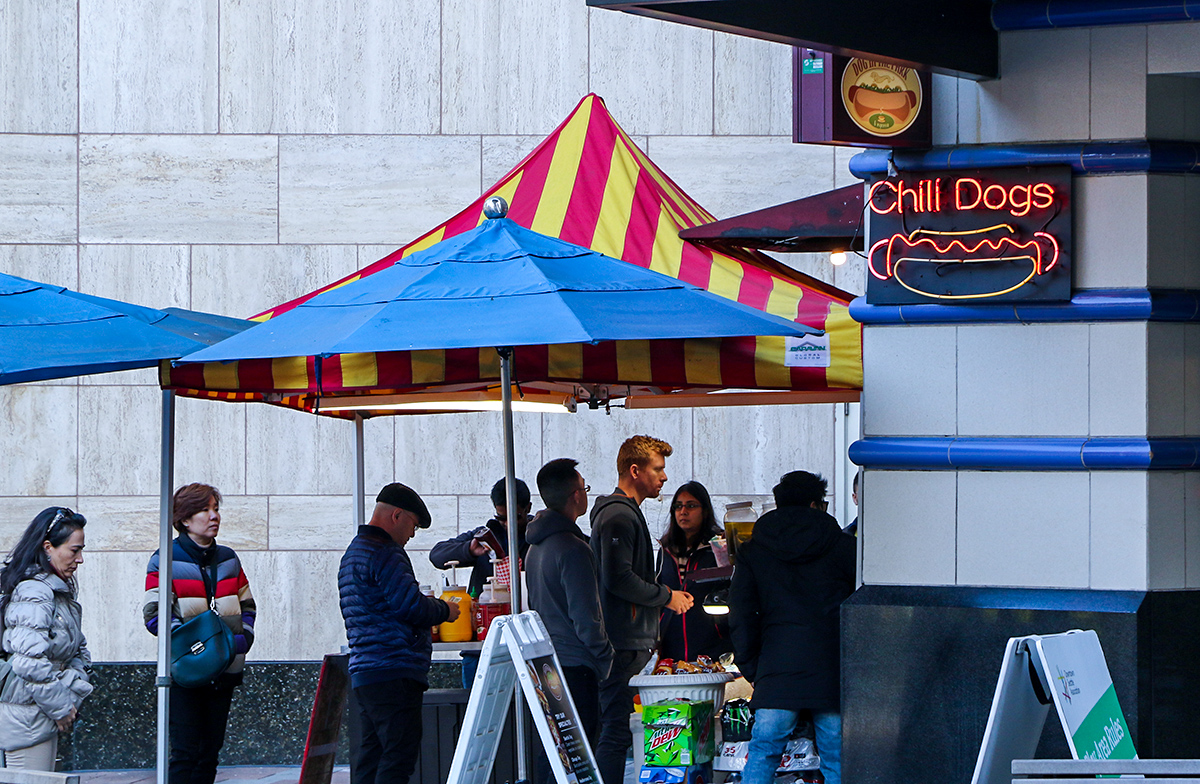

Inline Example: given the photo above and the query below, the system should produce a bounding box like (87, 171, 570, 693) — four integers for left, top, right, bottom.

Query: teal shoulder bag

(170, 563, 236, 689)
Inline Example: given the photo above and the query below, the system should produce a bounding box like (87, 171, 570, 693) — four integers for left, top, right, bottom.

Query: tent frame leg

(156, 390, 176, 784)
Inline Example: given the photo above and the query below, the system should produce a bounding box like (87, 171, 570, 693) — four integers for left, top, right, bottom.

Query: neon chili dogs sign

(864, 166, 1072, 305)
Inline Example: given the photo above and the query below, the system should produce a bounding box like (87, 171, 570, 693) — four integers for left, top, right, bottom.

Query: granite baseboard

(61, 661, 462, 770)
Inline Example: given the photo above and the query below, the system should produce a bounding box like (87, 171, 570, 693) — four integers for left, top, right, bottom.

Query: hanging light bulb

(830, 251, 847, 266)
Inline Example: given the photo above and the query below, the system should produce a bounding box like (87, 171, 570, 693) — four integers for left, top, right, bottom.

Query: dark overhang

(586, 0, 999, 79)
(680, 184, 864, 254)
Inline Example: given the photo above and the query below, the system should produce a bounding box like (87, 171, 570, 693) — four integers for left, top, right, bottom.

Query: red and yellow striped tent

(163, 94, 861, 412)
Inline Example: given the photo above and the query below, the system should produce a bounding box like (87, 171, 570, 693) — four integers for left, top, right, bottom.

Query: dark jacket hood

(589, 491, 642, 524)
(750, 505, 846, 564)
(526, 509, 585, 545)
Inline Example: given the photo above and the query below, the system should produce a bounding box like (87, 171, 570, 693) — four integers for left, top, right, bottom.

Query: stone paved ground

(75, 767, 349, 784)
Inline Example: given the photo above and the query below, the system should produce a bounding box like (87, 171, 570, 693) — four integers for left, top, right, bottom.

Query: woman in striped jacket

(144, 484, 256, 784)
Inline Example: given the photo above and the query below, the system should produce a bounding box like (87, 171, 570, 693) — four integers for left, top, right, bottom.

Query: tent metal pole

(157, 389, 176, 784)
(499, 348, 527, 781)
(354, 414, 366, 526)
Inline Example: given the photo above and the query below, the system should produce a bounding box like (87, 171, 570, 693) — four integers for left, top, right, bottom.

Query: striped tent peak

(253, 94, 854, 326)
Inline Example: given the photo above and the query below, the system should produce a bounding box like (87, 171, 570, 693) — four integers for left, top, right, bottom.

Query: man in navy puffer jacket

(339, 483, 460, 784)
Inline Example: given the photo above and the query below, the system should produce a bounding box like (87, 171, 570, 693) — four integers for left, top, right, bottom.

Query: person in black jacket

(339, 483, 460, 784)
(430, 477, 531, 686)
(729, 471, 856, 784)
(527, 458, 613, 784)
(657, 481, 732, 662)
(590, 435, 693, 784)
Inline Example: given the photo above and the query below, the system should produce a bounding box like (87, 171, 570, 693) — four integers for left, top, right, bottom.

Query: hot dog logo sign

(865, 165, 1073, 305)
(841, 59, 923, 137)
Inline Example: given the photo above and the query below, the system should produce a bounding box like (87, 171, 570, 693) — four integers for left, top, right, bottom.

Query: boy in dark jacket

(729, 471, 856, 784)
(589, 435, 693, 784)
(339, 483, 460, 784)
(527, 458, 613, 784)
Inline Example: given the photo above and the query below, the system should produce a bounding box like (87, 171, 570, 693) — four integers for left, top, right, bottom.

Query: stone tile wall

(0, 1, 858, 663)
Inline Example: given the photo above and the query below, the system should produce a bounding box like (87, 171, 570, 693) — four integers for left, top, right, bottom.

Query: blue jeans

(742, 708, 842, 784)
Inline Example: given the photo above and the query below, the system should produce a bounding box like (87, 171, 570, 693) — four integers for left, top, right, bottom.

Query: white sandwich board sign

(971, 630, 1135, 784)
(446, 611, 602, 784)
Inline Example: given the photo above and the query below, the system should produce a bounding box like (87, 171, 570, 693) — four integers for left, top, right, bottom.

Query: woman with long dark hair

(657, 482, 733, 661)
(143, 484, 256, 784)
(0, 507, 91, 769)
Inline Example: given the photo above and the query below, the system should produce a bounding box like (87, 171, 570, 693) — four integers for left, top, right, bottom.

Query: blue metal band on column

(849, 437, 1200, 470)
(848, 289, 1200, 325)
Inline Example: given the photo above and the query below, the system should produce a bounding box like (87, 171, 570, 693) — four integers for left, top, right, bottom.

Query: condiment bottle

(421, 584, 439, 642)
(438, 581, 475, 643)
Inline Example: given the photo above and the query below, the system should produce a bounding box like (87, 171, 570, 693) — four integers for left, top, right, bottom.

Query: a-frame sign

(447, 611, 602, 784)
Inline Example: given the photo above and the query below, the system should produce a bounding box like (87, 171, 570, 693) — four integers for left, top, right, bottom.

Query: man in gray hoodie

(526, 458, 613, 784)
(589, 435, 693, 784)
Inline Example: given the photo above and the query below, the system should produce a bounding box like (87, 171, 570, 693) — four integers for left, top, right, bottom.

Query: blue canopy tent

(1, 270, 250, 784)
(174, 200, 819, 779)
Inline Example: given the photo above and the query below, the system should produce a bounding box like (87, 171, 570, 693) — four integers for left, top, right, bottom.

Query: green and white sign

(971, 630, 1135, 784)
(1035, 631, 1135, 761)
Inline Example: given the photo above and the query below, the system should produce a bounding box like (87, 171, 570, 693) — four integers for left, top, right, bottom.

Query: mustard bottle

(438, 582, 475, 643)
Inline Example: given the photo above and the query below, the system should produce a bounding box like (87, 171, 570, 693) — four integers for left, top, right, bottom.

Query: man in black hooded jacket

(729, 471, 855, 784)
(590, 435, 693, 784)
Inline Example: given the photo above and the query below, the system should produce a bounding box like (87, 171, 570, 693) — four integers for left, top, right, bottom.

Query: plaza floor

(74, 768, 349, 784)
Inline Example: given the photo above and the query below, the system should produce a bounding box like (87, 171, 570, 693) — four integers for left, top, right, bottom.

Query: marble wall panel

(957, 80, 982, 145)
(244, 405, 365, 496)
(1148, 174, 1200, 288)
(0, 135, 77, 243)
(77, 385, 165, 497)
(1090, 26, 1148, 140)
(268, 495, 359, 551)
(932, 74, 961, 146)
(1186, 472, 1200, 588)
(713, 33, 791, 136)
(76, 551, 159, 662)
(588, 10, 713, 136)
(1147, 75, 1200, 142)
(1147, 472, 1186, 589)
(190, 245, 358, 319)
(0, 245, 77, 287)
(832, 254, 867, 298)
(482, 137, 544, 194)
(173, 396, 248, 495)
(219, 0, 440, 134)
(80, 495, 161, 552)
(0, 385, 78, 496)
(1147, 323, 1186, 437)
(1089, 322, 1147, 437)
(441, 0, 589, 135)
(833, 147, 860, 189)
(394, 411, 543, 497)
(957, 472, 1090, 588)
(79, 0, 217, 133)
(0, 0, 76, 133)
(862, 326, 957, 437)
(644, 137, 836, 220)
(691, 404, 836, 497)
(357, 245, 405, 270)
(79, 245, 191, 310)
(957, 324, 1090, 437)
(457, 495, 499, 537)
(0, 496, 77, 554)
(978, 29, 1091, 143)
(278, 136, 482, 244)
(540, 407, 691, 504)
(210, 495, 270, 551)
(79, 135, 277, 243)
(1147, 22, 1200, 74)
(1074, 174, 1148, 289)
(1089, 471, 1148, 591)
(859, 471, 956, 586)
(238, 550, 347, 661)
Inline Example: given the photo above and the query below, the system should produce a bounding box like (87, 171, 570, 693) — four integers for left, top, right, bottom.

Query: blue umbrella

(178, 214, 817, 364)
(1, 271, 249, 385)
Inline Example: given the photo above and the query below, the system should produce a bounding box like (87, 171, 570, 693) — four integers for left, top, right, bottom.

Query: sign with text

(794, 50, 932, 149)
(865, 165, 1073, 304)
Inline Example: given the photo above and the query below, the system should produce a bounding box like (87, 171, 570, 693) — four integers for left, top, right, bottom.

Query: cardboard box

(638, 763, 713, 784)
(642, 699, 715, 766)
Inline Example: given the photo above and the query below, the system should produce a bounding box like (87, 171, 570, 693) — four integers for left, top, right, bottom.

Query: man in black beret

(339, 483, 461, 784)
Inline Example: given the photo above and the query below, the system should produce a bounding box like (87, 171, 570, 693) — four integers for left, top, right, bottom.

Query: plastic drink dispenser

(723, 501, 758, 564)
(438, 580, 474, 643)
(473, 577, 511, 641)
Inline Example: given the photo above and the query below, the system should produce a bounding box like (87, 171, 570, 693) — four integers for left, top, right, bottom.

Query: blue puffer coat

(338, 525, 450, 688)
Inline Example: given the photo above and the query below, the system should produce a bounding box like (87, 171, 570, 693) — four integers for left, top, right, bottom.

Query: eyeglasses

(672, 502, 702, 511)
